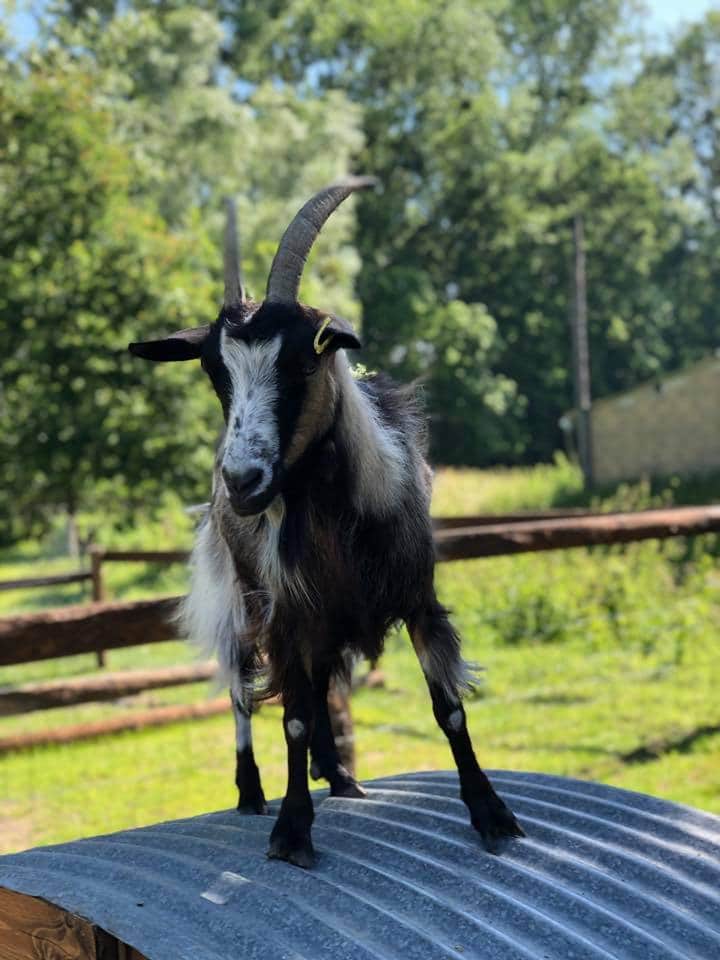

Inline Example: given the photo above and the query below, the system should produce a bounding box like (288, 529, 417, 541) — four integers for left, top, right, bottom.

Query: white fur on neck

(178, 516, 246, 684)
(335, 354, 406, 516)
(257, 496, 314, 607)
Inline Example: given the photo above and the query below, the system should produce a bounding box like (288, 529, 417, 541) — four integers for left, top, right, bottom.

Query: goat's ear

(128, 325, 211, 362)
(314, 314, 362, 355)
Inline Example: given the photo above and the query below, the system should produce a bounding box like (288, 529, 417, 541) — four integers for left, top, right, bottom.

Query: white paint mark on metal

(201, 871, 251, 906)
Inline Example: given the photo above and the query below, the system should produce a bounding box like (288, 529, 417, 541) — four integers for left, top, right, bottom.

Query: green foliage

(0, 64, 219, 543)
(3, 1, 720, 538)
(0, 4, 365, 543)
(213, 0, 718, 464)
(45, 4, 366, 314)
(431, 455, 584, 515)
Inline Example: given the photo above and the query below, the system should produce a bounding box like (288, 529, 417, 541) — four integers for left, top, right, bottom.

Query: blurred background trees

(0, 0, 718, 541)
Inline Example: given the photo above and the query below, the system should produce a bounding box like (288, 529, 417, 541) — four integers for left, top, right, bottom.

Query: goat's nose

(222, 466, 264, 503)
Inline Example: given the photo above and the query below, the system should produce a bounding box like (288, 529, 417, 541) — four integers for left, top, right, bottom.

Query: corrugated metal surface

(1, 770, 720, 960)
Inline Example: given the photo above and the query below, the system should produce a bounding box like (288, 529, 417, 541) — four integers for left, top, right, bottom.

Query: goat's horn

(266, 176, 378, 304)
(223, 196, 245, 308)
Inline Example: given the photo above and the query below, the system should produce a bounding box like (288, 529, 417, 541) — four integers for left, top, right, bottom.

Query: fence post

(90, 548, 106, 669)
(328, 681, 355, 776)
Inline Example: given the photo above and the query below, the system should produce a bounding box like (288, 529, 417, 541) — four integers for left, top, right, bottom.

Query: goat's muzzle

(222, 466, 278, 516)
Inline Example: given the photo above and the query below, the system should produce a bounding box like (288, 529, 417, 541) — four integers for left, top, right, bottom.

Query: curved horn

(223, 196, 245, 308)
(266, 175, 378, 304)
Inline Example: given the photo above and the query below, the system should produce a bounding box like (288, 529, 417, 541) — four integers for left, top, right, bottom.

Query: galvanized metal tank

(1, 770, 719, 959)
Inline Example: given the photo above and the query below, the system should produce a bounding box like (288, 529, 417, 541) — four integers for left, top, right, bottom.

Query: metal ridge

(1, 770, 719, 959)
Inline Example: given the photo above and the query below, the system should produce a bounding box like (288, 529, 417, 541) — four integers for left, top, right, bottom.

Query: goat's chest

(252, 510, 346, 609)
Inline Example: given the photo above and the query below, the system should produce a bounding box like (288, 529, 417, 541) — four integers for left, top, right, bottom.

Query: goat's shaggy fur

(129, 184, 524, 867)
(182, 347, 466, 703)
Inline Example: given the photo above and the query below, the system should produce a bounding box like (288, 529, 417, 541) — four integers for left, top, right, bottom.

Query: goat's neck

(334, 354, 405, 517)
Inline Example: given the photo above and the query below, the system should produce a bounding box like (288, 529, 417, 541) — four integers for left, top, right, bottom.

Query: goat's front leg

(231, 690, 267, 815)
(408, 597, 524, 852)
(309, 664, 366, 798)
(267, 658, 315, 868)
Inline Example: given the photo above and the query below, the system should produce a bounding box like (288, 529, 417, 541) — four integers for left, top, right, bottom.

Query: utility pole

(570, 214, 594, 487)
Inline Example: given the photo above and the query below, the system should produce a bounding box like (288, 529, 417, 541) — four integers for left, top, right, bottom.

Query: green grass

(431, 455, 584, 515)
(1, 462, 719, 854)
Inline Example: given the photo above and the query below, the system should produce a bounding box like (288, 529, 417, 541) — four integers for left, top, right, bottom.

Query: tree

(621, 11, 720, 369)
(47, 4, 366, 317)
(0, 6, 367, 543)
(0, 64, 217, 544)
(4, 0, 717, 494)
(210, 0, 715, 464)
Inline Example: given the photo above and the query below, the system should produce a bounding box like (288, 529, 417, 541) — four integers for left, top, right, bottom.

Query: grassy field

(1, 461, 719, 854)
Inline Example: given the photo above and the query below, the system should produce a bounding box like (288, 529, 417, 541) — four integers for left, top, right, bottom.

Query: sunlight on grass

(1, 462, 719, 853)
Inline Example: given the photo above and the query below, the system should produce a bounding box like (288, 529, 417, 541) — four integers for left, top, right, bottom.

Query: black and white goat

(129, 178, 523, 867)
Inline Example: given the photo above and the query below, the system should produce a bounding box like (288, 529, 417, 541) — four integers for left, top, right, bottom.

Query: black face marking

(200, 319, 233, 420)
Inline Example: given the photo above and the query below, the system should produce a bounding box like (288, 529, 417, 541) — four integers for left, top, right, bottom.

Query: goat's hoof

(236, 786, 268, 815)
(267, 831, 315, 869)
(330, 779, 367, 799)
(237, 799, 269, 816)
(469, 793, 525, 853)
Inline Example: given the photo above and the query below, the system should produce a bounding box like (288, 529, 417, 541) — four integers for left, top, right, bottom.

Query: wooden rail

(0, 597, 180, 667)
(0, 698, 232, 753)
(434, 505, 720, 560)
(432, 509, 592, 530)
(93, 549, 190, 564)
(3, 506, 719, 670)
(1, 505, 718, 751)
(0, 663, 216, 715)
(0, 571, 92, 592)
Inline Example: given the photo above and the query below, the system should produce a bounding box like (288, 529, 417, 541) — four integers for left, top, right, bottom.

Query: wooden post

(328, 681, 356, 776)
(0, 886, 148, 959)
(570, 213, 594, 487)
(90, 549, 106, 669)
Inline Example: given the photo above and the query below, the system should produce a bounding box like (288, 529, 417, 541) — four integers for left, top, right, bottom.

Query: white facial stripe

(220, 332, 282, 493)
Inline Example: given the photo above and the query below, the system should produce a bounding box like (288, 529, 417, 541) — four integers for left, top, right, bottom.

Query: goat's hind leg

(231, 664, 267, 815)
(310, 664, 365, 799)
(408, 599, 524, 852)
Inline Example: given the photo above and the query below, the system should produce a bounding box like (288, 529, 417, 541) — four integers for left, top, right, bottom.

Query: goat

(129, 178, 524, 868)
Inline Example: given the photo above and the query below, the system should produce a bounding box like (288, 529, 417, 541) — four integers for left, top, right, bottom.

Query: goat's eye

(299, 359, 318, 377)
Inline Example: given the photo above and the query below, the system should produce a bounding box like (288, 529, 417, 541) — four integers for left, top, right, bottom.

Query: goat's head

(129, 178, 375, 516)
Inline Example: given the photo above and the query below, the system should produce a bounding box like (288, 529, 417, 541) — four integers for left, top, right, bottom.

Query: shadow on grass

(519, 693, 592, 706)
(621, 723, 720, 765)
(354, 720, 438, 741)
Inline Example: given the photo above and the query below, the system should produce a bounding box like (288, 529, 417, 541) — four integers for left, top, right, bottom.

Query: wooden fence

(1, 504, 719, 753)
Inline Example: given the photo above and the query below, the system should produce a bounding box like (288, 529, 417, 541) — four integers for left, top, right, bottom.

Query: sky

(5, 0, 720, 48)
(649, 0, 717, 28)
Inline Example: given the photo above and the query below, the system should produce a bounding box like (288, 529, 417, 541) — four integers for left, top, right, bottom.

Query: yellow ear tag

(313, 316, 334, 355)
